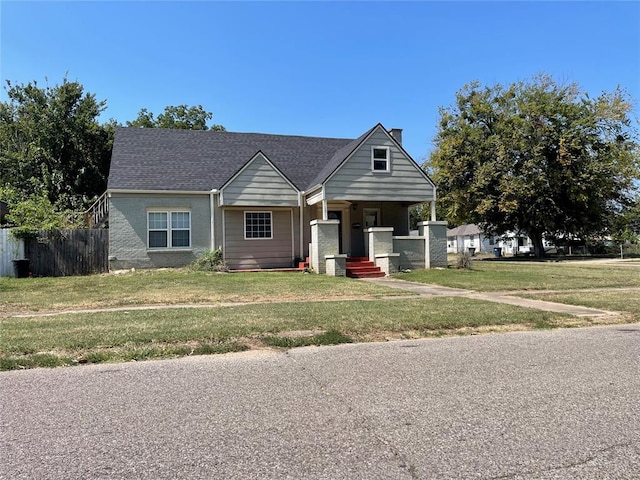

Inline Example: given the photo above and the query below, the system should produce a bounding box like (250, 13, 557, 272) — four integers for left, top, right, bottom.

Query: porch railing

(84, 191, 109, 228)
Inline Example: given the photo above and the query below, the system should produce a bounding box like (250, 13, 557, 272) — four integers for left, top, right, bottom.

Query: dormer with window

(371, 146, 390, 173)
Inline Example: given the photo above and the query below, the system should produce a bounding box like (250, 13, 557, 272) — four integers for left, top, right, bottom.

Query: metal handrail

(84, 191, 108, 228)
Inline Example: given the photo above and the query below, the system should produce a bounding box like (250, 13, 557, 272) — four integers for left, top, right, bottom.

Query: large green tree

(428, 74, 640, 256)
(0, 78, 113, 211)
(126, 104, 225, 131)
(611, 195, 640, 245)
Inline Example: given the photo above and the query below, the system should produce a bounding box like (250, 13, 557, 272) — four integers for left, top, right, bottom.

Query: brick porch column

(366, 227, 394, 261)
(310, 219, 340, 275)
(419, 221, 448, 268)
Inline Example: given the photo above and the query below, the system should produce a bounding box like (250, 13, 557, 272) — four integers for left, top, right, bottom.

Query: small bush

(456, 252, 473, 270)
(189, 248, 228, 272)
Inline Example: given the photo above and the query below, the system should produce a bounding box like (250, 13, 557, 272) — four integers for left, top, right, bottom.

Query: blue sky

(1, 1, 639, 162)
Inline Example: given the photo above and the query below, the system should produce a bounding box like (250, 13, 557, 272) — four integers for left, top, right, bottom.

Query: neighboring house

(447, 223, 553, 255)
(499, 234, 536, 255)
(446, 224, 495, 254)
(104, 123, 447, 275)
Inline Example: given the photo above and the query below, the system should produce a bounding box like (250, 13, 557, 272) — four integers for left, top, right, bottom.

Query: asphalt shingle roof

(108, 127, 361, 192)
(447, 224, 483, 237)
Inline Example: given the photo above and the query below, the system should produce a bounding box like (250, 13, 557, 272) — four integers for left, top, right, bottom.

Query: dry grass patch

(0, 270, 408, 315)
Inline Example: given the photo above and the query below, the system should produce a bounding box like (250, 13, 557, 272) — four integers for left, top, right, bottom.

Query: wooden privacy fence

(0, 229, 25, 277)
(25, 229, 108, 277)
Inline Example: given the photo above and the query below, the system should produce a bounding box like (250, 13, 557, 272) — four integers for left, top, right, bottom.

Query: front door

(327, 210, 343, 254)
(363, 208, 380, 228)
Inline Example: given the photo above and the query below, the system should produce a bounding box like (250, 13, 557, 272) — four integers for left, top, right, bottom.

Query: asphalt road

(1, 324, 639, 479)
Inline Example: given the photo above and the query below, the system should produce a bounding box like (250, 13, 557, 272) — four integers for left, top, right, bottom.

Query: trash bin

(493, 247, 502, 258)
(12, 259, 30, 278)
(468, 247, 476, 256)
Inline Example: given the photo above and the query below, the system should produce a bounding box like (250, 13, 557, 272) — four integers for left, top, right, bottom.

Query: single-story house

(447, 223, 558, 255)
(446, 224, 496, 254)
(104, 123, 447, 276)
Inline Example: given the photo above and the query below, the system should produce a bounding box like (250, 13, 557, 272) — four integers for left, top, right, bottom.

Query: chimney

(388, 128, 403, 145)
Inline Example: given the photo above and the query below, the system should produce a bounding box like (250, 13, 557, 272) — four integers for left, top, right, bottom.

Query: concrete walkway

(362, 277, 621, 317)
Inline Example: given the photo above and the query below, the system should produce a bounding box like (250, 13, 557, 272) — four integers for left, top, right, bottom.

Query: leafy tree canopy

(0, 77, 114, 211)
(0, 77, 226, 231)
(126, 104, 225, 131)
(0, 185, 77, 238)
(428, 74, 640, 256)
(611, 195, 640, 244)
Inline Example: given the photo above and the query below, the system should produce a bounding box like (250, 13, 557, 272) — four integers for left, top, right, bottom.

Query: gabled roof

(108, 128, 353, 192)
(447, 224, 483, 237)
(108, 124, 430, 194)
(306, 126, 377, 190)
(219, 150, 298, 193)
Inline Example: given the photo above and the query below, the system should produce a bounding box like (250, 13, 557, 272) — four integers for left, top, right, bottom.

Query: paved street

(1, 324, 639, 479)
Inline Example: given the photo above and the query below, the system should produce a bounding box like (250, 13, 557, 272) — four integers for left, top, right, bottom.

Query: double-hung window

(371, 146, 390, 172)
(245, 211, 272, 239)
(148, 211, 191, 249)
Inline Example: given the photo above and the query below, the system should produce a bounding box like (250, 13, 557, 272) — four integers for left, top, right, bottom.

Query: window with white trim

(371, 146, 390, 172)
(245, 211, 272, 239)
(148, 211, 191, 249)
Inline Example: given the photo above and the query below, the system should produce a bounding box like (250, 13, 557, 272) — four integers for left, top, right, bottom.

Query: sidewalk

(362, 277, 620, 318)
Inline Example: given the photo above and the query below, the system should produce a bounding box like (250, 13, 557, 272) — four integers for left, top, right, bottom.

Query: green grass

(2, 263, 637, 371)
(0, 297, 572, 370)
(396, 260, 640, 291)
(262, 329, 354, 348)
(0, 270, 407, 315)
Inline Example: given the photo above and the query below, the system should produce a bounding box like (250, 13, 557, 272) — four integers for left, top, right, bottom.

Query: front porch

(308, 218, 447, 277)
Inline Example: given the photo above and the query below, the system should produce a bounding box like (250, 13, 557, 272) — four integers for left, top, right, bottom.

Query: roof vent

(388, 128, 403, 145)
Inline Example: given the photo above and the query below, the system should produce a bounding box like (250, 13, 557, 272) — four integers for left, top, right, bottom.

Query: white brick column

(419, 221, 448, 268)
(374, 253, 400, 275)
(366, 227, 394, 262)
(325, 254, 347, 277)
(310, 219, 340, 274)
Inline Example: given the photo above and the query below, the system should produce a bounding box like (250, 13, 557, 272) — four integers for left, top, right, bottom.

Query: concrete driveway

(2, 323, 639, 479)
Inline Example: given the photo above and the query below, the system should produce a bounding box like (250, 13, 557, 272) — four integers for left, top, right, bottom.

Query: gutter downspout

(299, 192, 304, 260)
(431, 187, 437, 221)
(210, 189, 218, 251)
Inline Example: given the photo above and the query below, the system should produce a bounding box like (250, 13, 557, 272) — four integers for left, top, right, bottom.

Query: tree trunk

(530, 231, 546, 258)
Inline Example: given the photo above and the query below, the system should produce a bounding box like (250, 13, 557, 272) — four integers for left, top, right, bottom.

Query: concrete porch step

(346, 257, 385, 279)
(298, 257, 310, 269)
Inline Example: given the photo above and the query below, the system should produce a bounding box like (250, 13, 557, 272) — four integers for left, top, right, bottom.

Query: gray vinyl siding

(224, 209, 293, 269)
(222, 155, 299, 206)
(108, 193, 210, 270)
(325, 129, 435, 202)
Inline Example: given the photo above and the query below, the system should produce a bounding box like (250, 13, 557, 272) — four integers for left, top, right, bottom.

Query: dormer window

(372, 146, 390, 172)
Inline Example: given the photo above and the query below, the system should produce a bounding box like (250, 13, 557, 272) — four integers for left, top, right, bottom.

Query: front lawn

(2, 262, 637, 371)
(518, 291, 640, 320)
(395, 260, 640, 291)
(1, 297, 576, 370)
(0, 270, 407, 315)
